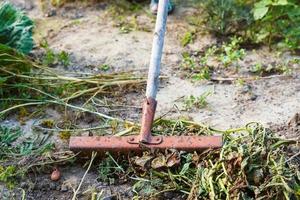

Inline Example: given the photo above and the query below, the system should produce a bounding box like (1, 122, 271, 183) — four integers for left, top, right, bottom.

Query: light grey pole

(145, 0, 169, 99)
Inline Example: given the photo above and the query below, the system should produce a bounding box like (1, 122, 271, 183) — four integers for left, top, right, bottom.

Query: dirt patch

(272, 113, 300, 140)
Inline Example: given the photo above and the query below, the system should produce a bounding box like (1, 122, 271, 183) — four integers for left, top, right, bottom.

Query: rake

(69, 0, 222, 153)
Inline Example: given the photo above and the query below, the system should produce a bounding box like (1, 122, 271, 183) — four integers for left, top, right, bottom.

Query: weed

(50, 0, 65, 7)
(106, 0, 148, 34)
(59, 130, 71, 140)
(0, 125, 53, 159)
(0, 125, 54, 188)
(181, 52, 197, 70)
(129, 122, 300, 199)
(132, 177, 163, 197)
(183, 91, 211, 111)
(181, 30, 195, 47)
(98, 152, 125, 184)
(250, 61, 292, 76)
(235, 78, 246, 86)
(191, 66, 211, 81)
(0, 165, 17, 189)
(252, 0, 300, 49)
(58, 50, 70, 66)
(180, 37, 245, 81)
(42, 47, 56, 66)
(40, 119, 55, 128)
(99, 64, 110, 71)
(218, 36, 246, 67)
(200, 0, 253, 35)
(186, 15, 203, 27)
(250, 63, 263, 74)
(199, 0, 300, 50)
(40, 40, 70, 67)
(181, 52, 212, 80)
(0, 126, 21, 150)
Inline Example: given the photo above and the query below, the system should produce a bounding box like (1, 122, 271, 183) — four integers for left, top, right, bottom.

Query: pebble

(241, 85, 251, 94)
(250, 94, 258, 101)
(60, 184, 68, 192)
(49, 182, 57, 190)
(51, 168, 61, 181)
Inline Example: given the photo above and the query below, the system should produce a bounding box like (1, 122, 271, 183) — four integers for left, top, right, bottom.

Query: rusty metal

(69, 135, 222, 153)
(139, 97, 159, 144)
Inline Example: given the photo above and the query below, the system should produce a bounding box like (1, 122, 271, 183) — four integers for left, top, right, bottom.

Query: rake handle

(140, 0, 169, 143)
(146, 0, 169, 99)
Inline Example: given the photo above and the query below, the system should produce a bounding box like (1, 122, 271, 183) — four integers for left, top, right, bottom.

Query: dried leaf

(151, 154, 166, 169)
(166, 151, 181, 167)
(134, 154, 154, 169)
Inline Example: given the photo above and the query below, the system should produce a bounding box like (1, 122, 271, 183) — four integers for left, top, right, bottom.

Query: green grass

(96, 122, 300, 199)
(183, 91, 211, 110)
(40, 40, 70, 67)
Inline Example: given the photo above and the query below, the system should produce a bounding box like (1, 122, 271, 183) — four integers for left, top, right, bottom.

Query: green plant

(181, 52, 212, 80)
(0, 126, 21, 149)
(191, 66, 211, 80)
(0, 165, 17, 188)
(252, 0, 300, 49)
(128, 122, 300, 199)
(199, 0, 300, 49)
(184, 91, 211, 110)
(132, 177, 163, 197)
(99, 64, 110, 71)
(250, 62, 292, 75)
(106, 0, 147, 34)
(181, 30, 196, 47)
(98, 152, 125, 184)
(58, 50, 70, 66)
(40, 40, 70, 67)
(0, 2, 34, 54)
(200, 0, 253, 35)
(218, 37, 246, 67)
(0, 125, 53, 160)
(0, 125, 53, 188)
(180, 37, 245, 81)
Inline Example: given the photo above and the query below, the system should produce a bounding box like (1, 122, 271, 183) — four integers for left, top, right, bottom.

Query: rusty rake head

(69, 98, 222, 153)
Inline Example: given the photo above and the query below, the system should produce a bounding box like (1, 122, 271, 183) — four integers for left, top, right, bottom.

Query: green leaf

(0, 2, 34, 54)
(253, 6, 269, 20)
(272, 0, 288, 6)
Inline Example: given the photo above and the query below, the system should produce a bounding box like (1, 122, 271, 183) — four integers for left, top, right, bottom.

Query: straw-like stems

(72, 152, 97, 200)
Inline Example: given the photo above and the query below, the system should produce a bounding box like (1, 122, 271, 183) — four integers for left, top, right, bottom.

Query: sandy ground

(26, 0, 300, 130)
(1, 0, 300, 199)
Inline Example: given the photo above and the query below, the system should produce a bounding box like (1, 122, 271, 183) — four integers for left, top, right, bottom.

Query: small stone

(126, 191, 133, 198)
(60, 184, 68, 192)
(56, 185, 61, 191)
(51, 168, 61, 181)
(102, 195, 116, 200)
(20, 182, 27, 188)
(241, 85, 251, 94)
(45, 9, 57, 17)
(250, 94, 258, 101)
(49, 182, 56, 190)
